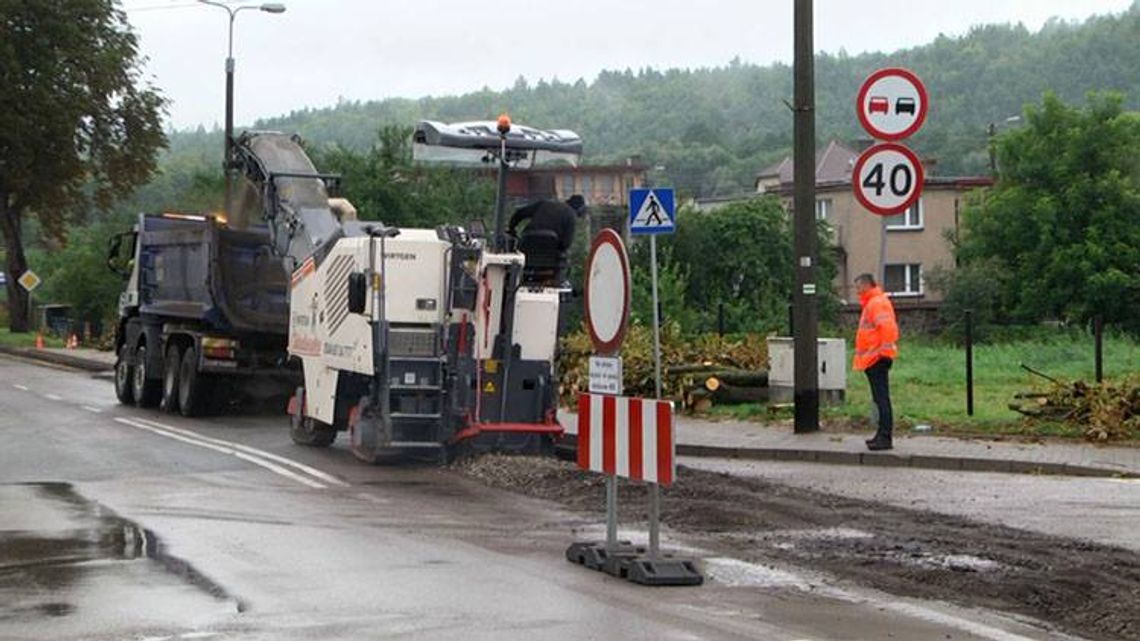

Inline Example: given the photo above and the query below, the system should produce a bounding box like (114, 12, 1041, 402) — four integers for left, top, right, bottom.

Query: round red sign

(852, 142, 926, 216)
(583, 229, 631, 354)
(856, 67, 929, 141)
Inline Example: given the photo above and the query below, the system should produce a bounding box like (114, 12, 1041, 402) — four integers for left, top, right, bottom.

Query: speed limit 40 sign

(852, 143, 925, 216)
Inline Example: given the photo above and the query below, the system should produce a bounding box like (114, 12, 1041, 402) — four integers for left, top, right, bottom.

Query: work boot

(866, 438, 893, 451)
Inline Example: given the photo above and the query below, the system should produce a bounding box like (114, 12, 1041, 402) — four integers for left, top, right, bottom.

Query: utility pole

(793, 0, 819, 433)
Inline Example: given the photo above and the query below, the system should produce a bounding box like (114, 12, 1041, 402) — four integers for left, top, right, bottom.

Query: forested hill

(174, 4, 1140, 198)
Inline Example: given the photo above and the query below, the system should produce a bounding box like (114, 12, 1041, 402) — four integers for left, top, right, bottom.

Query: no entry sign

(852, 143, 925, 216)
(856, 67, 928, 141)
(583, 229, 631, 354)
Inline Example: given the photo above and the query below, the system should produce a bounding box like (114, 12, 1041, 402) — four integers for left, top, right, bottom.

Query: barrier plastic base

(565, 541, 644, 571)
(567, 542, 703, 586)
(626, 556, 704, 586)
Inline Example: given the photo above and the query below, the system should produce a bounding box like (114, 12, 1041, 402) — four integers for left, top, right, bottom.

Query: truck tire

(114, 345, 135, 405)
(178, 346, 211, 418)
(132, 343, 162, 408)
(160, 344, 182, 413)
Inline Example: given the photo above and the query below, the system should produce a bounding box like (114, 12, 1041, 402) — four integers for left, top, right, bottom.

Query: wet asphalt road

(0, 355, 1093, 641)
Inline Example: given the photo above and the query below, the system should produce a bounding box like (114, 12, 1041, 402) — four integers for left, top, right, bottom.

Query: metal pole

(605, 476, 617, 552)
(792, 0, 819, 433)
(493, 134, 509, 252)
(224, 53, 234, 216)
(878, 215, 888, 285)
(649, 234, 663, 559)
(651, 236, 663, 400)
(965, 309, 974, 416)
(1094, 315, 1104, 383)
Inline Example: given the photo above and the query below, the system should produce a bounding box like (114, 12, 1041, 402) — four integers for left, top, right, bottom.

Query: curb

(0, 345, 114, 373)
(556, 435, 1135, 479)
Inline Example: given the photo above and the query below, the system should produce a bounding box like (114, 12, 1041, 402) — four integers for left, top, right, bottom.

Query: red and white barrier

(576, 393, 674, 486)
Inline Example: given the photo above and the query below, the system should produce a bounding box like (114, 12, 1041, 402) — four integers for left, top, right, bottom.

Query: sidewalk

(559, 410, 1139, 478)
(0, 345, 115, 372)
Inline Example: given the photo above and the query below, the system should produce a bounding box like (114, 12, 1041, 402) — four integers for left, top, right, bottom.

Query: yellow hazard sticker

(483, 381, 496, 394)
(484, 360, 499, 374)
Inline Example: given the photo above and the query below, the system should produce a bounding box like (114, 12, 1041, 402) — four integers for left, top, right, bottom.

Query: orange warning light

(497, 113, 511, 134)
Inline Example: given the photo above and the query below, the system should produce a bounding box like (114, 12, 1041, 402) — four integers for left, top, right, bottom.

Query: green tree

(666, 198, 836, 333)
(956, 92, 1140, 331)
(0, 0, 167, 331)
(313, 125, 494, 228)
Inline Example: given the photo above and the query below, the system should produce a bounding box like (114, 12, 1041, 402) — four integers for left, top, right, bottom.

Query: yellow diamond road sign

(17, 270, 41, 292)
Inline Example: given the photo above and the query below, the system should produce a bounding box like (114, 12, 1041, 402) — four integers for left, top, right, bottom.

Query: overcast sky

(122, 0, 1134, 131)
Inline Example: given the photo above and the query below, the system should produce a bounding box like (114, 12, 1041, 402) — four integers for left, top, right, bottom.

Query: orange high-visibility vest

(853, 286, 899, 371)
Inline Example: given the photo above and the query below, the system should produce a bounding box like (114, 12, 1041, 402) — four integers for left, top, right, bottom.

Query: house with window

(504, 161, 648, 206)
(756, 140, 992, 308)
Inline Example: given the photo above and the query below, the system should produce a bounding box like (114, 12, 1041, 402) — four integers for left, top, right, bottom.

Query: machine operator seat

(517, 229, 567, 286)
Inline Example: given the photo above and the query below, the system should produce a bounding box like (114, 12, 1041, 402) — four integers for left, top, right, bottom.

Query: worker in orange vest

(853, 273, 899, 451)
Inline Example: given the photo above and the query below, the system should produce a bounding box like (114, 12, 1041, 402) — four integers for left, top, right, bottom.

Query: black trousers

(865, 358, 893, 440)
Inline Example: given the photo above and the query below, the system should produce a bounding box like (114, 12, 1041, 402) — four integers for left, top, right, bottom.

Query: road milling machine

(240, 117, 582, 462)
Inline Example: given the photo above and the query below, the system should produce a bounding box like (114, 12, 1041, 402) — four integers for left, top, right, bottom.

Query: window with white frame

(886, 199, 923, 230)
(884, 264, 923, 296)
(815, 198, 832, 220)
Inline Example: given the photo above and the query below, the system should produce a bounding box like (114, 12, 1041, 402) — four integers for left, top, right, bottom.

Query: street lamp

(987, 115, 1022, 175)
(198, 1, 286, 217)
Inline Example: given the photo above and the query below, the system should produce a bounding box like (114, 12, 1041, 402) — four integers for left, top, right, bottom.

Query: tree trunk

(0, 195, 30, 333)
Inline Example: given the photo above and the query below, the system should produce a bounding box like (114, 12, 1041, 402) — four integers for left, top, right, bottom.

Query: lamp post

(198, 1, 286, 216)
(987, 115, 1022, 175)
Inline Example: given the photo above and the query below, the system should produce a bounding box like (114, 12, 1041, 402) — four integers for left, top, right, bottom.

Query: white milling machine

(237, 118, 582, 462)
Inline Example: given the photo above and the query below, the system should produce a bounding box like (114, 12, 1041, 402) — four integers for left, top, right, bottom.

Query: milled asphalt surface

(683, 457, 1140, 553)
(0, 354, 1096, 641)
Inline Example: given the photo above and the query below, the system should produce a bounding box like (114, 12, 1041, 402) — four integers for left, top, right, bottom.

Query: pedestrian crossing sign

(629, 188, 676, 235)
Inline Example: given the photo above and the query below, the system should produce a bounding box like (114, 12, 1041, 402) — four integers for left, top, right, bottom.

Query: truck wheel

(132, 344, 162, 408)
(114, 345, 135, 405)
(290, 394, 337, 447)
(178, 346, 211, 418)
(160, 344, 182, 413)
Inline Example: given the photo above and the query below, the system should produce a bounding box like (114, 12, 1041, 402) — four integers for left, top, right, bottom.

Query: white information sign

(588, 356, 623, 395)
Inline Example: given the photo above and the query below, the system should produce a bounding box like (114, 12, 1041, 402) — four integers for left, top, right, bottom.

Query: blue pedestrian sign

(629, 188, 676, 235)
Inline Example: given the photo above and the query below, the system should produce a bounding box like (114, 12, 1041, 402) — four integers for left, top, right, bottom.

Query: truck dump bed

(138, 214, 289, 335)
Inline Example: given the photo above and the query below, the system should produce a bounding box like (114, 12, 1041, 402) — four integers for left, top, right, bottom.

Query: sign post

(629, 186, 675, 560)
(18, 270, 41, 331)
(567, 220, 701, 586)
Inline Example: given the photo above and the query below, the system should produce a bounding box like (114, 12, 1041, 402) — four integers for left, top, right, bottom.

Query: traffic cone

(35, 333, 44, 350)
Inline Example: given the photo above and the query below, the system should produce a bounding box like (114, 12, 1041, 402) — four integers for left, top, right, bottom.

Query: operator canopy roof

(413, 120, 582, 168)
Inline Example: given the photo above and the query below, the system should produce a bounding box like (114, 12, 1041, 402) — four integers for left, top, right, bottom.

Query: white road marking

(81, 406, 103, 413)
(13, 384, 29, 391)
(130, 416, 350, 487)
(114, 417, 327, 490)
(44, 393, 64, 401)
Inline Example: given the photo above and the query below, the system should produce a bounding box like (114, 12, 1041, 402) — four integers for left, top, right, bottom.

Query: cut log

(666, 363, 720, 375)
(709, 382, 769, 404)
(704, 369, 769, 391)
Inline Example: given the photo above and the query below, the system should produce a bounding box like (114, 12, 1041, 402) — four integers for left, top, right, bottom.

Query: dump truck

(108, 211, 295, 415)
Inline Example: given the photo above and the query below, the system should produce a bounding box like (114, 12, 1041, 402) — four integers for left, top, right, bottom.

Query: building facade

(505, 162, 648, 206)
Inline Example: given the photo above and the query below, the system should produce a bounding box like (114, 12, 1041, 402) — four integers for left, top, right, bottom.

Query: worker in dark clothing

(507, 194, 586, 252)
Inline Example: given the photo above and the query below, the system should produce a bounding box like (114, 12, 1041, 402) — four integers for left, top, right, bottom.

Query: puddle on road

(0, 482, 243, 630)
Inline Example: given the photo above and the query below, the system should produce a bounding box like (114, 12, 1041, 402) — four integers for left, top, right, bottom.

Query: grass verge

(709, 332, 1140, 441)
